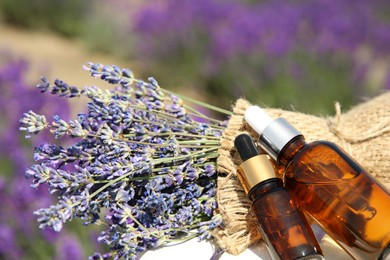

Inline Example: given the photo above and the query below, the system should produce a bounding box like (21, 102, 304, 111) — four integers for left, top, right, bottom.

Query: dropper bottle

(244, 106, 390, 260)
(234, 133, 323, 260)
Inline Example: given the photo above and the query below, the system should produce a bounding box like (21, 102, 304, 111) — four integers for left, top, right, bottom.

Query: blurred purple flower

(0, 55, 89, 259)
(124, 0, 390, 112)
(134, 0, 390, 58)
(0, 224, 22, 260)
(0, 58, 70, 169)
(56, 234, 85, 260)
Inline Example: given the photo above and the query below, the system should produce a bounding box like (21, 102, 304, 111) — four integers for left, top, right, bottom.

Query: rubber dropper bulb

(244, 106, 272, 134)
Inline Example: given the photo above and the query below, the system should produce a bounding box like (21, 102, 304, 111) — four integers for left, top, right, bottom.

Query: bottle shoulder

(278, 138, 340, 165)
(309, 140, 340, 147)
(296, 140, 346, 156)
(250, 178, 300, 217)
(249, 178, 284, 198)
(284, 139, 362, 181)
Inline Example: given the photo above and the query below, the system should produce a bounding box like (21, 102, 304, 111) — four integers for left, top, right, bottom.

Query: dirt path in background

(0, 22, 206, 94)
(0, 22, 225, 114)
(0, 22, 134, 87)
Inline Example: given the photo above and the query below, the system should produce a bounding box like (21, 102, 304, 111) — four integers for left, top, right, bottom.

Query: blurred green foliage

(0, 0, 87, 37)
(80, 2, 136, 58)
(203, 52, 358, 115)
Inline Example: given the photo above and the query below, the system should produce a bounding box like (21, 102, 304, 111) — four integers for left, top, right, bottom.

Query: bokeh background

(1, 0, 390, 259)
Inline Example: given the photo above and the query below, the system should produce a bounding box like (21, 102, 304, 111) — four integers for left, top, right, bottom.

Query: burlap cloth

(213, 92, 390, 255)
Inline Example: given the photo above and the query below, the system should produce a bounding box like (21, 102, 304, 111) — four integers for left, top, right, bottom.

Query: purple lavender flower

(21, 63, 229, 259)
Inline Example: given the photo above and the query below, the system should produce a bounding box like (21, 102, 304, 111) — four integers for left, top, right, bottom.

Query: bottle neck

(258, 118, 303, 162)
(278, 136, 307, 166)
(248, 178, 283, 201)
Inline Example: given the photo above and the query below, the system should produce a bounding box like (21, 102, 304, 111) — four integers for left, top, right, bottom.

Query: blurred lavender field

(0, 56, 98, 259)
(129, 0, 390, 113)
(0, 0, 390, 259)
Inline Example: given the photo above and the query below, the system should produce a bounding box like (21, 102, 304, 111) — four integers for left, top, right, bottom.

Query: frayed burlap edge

(213, 92, 390, 255)
(211, 99, 259, 255)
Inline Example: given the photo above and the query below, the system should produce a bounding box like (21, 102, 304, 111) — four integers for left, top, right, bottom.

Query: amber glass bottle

(245, 106, 390, 260)
(235, 134, 323, 260)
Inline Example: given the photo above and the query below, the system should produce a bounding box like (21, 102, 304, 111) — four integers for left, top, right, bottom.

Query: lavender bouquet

(20, 63, 230, 259)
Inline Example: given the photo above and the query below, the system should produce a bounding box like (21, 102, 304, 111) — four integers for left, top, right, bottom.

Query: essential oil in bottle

(245, 106, 390, 260)
(234, 133, 323, 260)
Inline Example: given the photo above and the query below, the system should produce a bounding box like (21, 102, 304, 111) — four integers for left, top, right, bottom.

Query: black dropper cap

(234, 133, 276, 194)
(234, 133, 259, 161)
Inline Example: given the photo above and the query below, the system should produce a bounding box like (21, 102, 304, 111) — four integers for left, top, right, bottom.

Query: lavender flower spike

(19, 110, 48, 138)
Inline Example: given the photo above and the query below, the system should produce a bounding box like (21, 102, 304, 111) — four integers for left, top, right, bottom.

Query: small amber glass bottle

(235, 134, 323, 260)
(245, 106, 390, 260)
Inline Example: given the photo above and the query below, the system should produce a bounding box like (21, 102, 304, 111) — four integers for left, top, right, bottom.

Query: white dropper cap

(244, 105, 302, 162)
(244, 106, 273, 134)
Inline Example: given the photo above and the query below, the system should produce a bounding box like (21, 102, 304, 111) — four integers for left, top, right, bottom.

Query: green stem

(153, 147, 218, 164)
(125, 102, 185, 122)
(162, 89, 233, 116)
(178, 139, 220, 145)
(165, 233, 198, 244)
(72, 168, 137, 207)
(122, 130, 221, 140)
(92, 174, 169, 183)
(184, 105, 228, 125)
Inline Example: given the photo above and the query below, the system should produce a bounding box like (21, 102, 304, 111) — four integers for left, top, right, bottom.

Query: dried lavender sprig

(37, 77, 83, 98)
(19, 110, 48, 138)
(21, 63, 229, 259)
(85, 63, 134, 88)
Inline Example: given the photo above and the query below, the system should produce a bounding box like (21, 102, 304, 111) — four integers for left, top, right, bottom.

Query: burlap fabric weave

(213, 92, 390, 255)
